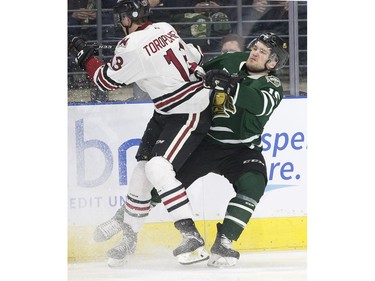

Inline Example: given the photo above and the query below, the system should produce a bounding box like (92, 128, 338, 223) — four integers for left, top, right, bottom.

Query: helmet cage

(247, 32, 289, 71)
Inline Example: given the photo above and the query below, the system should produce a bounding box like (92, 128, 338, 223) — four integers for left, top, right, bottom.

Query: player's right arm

(68, 36, 129, 92)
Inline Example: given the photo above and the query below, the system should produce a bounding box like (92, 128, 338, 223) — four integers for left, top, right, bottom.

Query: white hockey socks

(145, 156, 193, 221)
(124, 161, 154, 232)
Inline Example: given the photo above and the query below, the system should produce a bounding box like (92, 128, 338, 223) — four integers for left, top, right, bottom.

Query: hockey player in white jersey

(68, 0, 211, 267)
(88, 32, 289, 268)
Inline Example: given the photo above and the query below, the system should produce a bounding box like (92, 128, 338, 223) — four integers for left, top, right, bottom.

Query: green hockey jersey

(202, 52, 284, 151)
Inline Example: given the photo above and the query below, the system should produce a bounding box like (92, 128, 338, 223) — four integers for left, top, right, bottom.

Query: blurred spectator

(217, 0, 253, 35)
(166, 0, 212, 50)
(221, 0, 288, 45)
(250, 1, 289, 38)
(149, 0, 162, 6)
(68, 0, 97, 40)
(148, 0, 170, 22)
(220, 33, 245, 53)
(151, 0, 231, 52)
(68, 0, 121, 102)
(68, 0, 122, 41)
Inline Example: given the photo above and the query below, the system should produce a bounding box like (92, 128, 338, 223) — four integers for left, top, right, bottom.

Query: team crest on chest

(211, 91, 236, 118)
(265, 75, 281, 87)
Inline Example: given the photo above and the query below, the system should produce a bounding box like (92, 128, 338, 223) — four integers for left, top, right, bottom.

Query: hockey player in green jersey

(179, 32, 288, 267)
(94, 32, 289, 267)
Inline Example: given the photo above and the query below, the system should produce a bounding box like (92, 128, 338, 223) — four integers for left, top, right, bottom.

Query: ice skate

(93, 205, 125, 242)
(207, 223, 240, 268)
(107, 223, 138, 268)
(173, 219, 209, 265)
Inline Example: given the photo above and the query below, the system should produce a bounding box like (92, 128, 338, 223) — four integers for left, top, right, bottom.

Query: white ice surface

(68, 250, 306, 281)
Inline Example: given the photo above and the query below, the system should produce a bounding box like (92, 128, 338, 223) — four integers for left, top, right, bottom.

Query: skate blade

(107, 257, 128, 268)
(176, 246, 209, 265)
(207, 254, 237, 268)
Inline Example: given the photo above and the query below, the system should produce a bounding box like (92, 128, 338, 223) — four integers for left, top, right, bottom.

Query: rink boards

(68, 217, 306, 262)
(68, 98, 307, 262)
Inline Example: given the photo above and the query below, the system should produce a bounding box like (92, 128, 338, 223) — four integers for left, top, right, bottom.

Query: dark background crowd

(67, 0, 307, 103)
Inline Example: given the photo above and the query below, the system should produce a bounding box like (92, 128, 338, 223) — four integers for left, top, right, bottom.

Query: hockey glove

(204, 69, 245, 96)
(193, 65, 206, 80)
(68, 36, 98, 70)
(188, 62, 205, 81)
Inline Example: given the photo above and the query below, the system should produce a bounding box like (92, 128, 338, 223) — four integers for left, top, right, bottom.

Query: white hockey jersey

(89, 21, 210, 114)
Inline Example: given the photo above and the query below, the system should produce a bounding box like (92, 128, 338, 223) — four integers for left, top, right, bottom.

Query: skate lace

(220, 234, 233, 250)
(100, 219, 122, 237)
(182, 232, 201, 244)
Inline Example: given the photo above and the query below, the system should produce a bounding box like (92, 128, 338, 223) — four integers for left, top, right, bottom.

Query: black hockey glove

(203, 69, 245, 96)
(68, 36, 98, 70)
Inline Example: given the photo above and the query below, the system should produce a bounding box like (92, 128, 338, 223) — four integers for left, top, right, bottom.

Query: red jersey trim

(85, 56, 105, 80)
